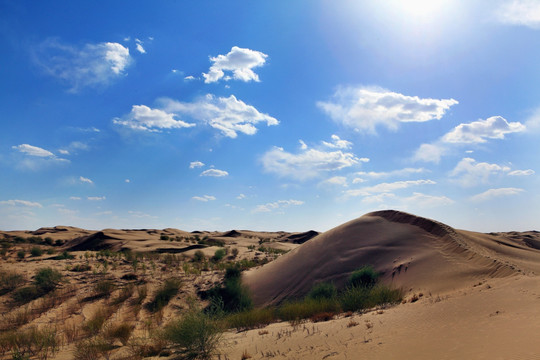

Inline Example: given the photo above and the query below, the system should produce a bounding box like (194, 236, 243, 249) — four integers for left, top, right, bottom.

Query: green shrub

(160, 235, 170, 241)
(12, 286, 41, 304)
(206, 268, 252, 313)
(162, 307, 222, 360)
(73, 336, 113, 360)
(30, 246, 43, 257)
(44, 237, 54, 246)
(54, 240, 64, 246)
(82, 308, 109, 335)
(71, 264, 91, 272)
(212, 248, 226, 262)
(0, 271, 25, 295)
(193, 250, 205, 263)
(339, 285, 371, 312)
(94, 280, 115, 298)
(307, 282, 337, 300)
(17, 250, 26, 260)
(146, 278, 182, 312)
(277, 298, 339, 323)
(224, 307, 275, 331)
(348, 266, 379, 288)
(34, 268, 62, 294)
(103, 322, 133, 346)
(0, 327, 59, 360)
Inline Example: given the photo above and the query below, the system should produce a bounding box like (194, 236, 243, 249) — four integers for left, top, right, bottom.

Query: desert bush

(127, 335, 167, 359)
(111, 284, 134, 306)
(212, 248, 226, 262)
(71, 264, 92, 272)
(134, 285, 148, 305)
(193, 250, 205, 263)
(0, 271, 25, 295)
(348, 266, 379, 289)
(160, 234, 170, 240)
(46, 248, 55, 255)
(54, 239, 63, 246)
(34, 267, 62, 293)
(224, 307, 275, 331)
(0, 327, 59, 360)
(43, 237, 53, 246)
(53, 251, 74, 260)
(277, 298, 339, 323)
(206, 267, 252, 313)
(161, 306, 222, 360)
(82, 308, 109, 335)
(231, 247, 239, 258)
(146, 278, 181, 312)
(17, 250, 26, 260)
(307, 282, 337, 300)
(73, 337, 114, 360)
(103, 322, 134, 346)
(93, 280, 115, 298)
(12, 285, 41, 304)
(30, 246, 43, 257)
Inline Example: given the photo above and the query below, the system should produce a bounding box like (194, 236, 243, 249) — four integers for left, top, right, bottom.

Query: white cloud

(508, 169, 535, 176)
(355, 167, 427, 179)
(203, 46, 268, 83)
(237, 193, 246, 200)
(161, 94, 278, 138)
(317, 86, 458, 133)
(344, 179, 436, 198)
(189, 161, 205, 169)
(413, 143, 447, 163)
(299, 140, 308, 150)
(184, 75, 196, 81)
(450, 158, 510, 187)
(135, 38, 146, 54)
(253, 199, 304, 213)
(35, 39, 131, 91)
(70, 196, 81, 200)
(471, 188, 524, 202)
(319, 176, 348, 187)
(58, 149, 70, 155)
(200, 169, 229, 177)
(128, 210, 157, 218)
(125, 179, 130, 183)
(261, 145, 363, 180)
(403, 192, 454, 207)
(0, 199, 43, 208)
(495, 0, 540, 29)
(361, 193, 397, 204)
(79, 176, 93, 184)
(442, 116, 525, 144)
(12, 144, 54, 157)
(192, 195, 216, 202)
(322, 134, 353, 149)
(113, 105, 195, 132)
(87, 196, 106, 201)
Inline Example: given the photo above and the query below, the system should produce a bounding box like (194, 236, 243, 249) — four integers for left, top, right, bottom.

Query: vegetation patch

(146, 278, 182, 313)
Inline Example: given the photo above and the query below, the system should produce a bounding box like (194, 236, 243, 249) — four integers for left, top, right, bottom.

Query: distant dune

(244, 210, 540, 306)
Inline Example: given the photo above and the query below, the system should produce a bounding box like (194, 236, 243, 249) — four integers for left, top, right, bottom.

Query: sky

(1, 0, 539, 232)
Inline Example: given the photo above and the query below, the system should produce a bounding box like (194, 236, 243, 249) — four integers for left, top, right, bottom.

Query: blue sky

(1, 0, 539, 232)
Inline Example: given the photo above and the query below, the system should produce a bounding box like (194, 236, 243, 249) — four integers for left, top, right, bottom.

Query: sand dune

(244, 210, 540, 306)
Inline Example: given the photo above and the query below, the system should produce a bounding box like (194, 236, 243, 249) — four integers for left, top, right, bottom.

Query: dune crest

(244, 210, 540, 306)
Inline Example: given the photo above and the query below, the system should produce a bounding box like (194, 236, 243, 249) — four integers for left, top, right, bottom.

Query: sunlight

(390, 0, 453, 21)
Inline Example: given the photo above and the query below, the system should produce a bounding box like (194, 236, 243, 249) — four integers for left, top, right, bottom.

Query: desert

(1, 210, 540, 359)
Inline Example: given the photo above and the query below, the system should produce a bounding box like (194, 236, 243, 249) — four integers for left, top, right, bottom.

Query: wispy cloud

(34, 38, 132, 91)
(12, 144, 54, 157)
(11, 144, 69, 169)
(0, 199, 43, 208)
(135, 38, 146, 54)
(508, 169, 535, 176)
(321, 134, 353, 149)
(161, 94, 278, 138)
(200, 169, 229, 177)
(344, 179, 436, 198)
(203, 46, 268, 83)
(79, 176, 93, 184)
(318, 86, 457, 133)
(355, 168, 427, 179)
(87, 196, 106, 201)
(495, 0, 540, 29)
(189, 161, 205, 169)
(192, 195, 216, 202)
(319, 176, 348, 187)
(253, 199, 304, 213)
(113, 105, 195, 132)
(471, 188, 524, 202)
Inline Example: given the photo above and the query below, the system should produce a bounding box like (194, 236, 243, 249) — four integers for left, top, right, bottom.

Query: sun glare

(390, 0, 452, 21)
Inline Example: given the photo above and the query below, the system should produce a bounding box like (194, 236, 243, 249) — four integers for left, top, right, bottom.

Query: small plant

(30, 246, 43, 257)
(146, 278, 182, 312)
(193, 250, 205, 263)
(93, 280, 115, 298)
(34, 268, 63, 294)
(17, 250, 26, 260)
(103, 322, 134, 346)
(348, 266, 379, 289)
(160, 234, 170, 241)
(307, 282, 337, 300)
(212, 248, 226, 262)
(71, 264, 92, 272)
(231, 248, 239, 258)
(0, 271, 25, 295)
(161, 305, 223, 360)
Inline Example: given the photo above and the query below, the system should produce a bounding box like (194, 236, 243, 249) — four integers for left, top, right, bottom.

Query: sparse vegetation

(146, 278, 182, 312)
(0, 271, 25, 295)
(30, 246, 43, 257)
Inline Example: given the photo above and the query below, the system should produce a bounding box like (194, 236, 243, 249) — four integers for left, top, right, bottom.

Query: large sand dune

(244, 210, 540, 306)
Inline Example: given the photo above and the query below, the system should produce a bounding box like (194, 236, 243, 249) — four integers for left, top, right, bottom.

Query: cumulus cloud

(203, 46, 268, 83)
(442, 116, 525, 143)
(253, 199, 304, 213)
(261, 145, 363, 181)
(471, 188, 524, 202)
(0, 199, 43, 208)
(200, 169, 229, 177)
(161, 94, 278, 138)
(113, 105, 195, 132)
(495, 0, 540, 28)
(322, 135, 353, 149)
(189, 161, 205, 169)
(35, 39, 131, 91)
(414, 116, 525, 163)
(508, 169, 535, 176)
(192, 195, 216, 202)
(317, 86, 458, 133)
(450, 158, 510, 186)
